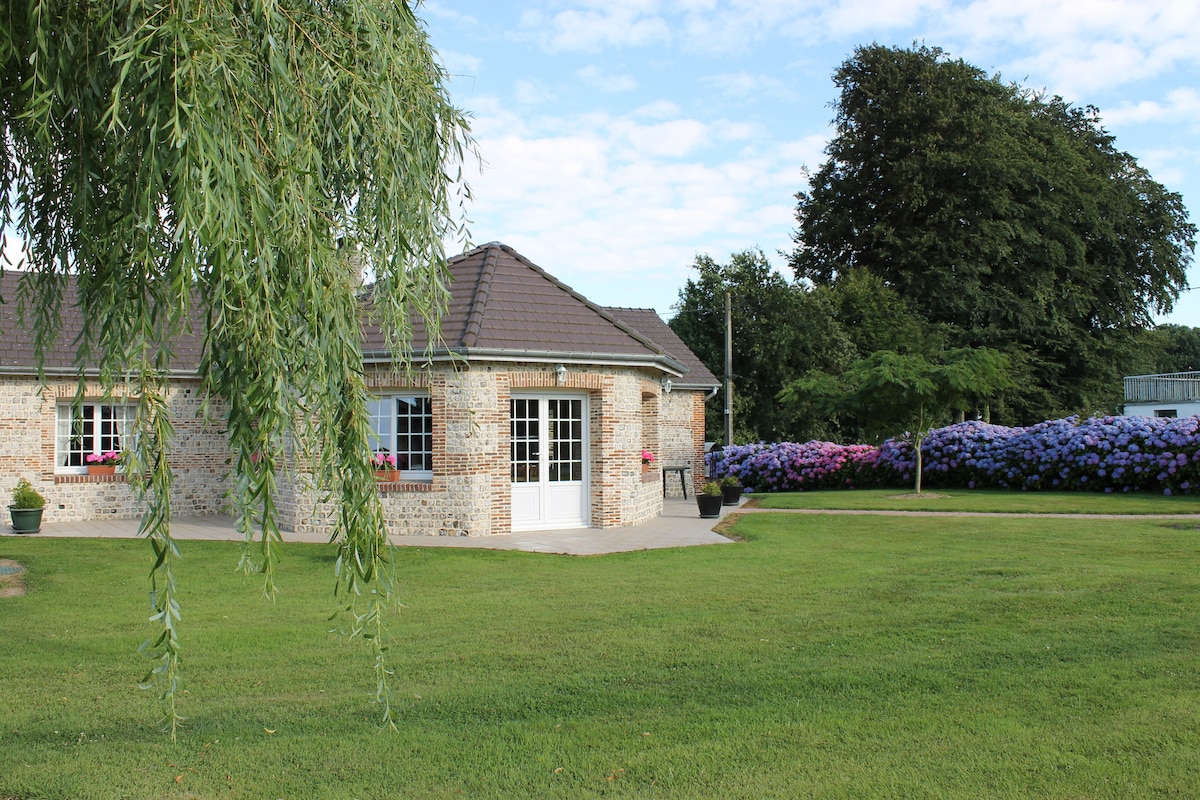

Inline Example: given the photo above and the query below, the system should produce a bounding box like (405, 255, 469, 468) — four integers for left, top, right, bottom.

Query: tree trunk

(914, 434, 923, 495)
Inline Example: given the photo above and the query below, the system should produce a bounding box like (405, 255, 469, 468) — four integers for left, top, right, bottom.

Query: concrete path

(14, 501, 1191, 555)
(15, 497, 737, 556)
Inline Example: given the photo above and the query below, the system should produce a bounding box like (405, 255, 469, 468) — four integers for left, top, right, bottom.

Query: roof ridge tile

(461, 243, 501, 348)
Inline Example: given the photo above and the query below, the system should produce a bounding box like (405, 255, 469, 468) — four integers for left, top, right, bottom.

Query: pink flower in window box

(373, 452, 399, 482)
(372, 453, 398, 470)
(86, 450, 122, 466)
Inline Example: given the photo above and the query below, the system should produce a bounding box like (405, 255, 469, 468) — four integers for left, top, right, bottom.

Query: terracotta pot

(87, 465, 117, 476)
(375, 469, 399, 483)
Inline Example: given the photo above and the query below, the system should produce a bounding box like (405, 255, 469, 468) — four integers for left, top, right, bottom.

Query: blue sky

(422, 0, 1200, 325)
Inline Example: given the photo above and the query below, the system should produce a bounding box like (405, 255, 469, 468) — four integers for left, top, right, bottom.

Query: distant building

(1123, 372, 1200, 418)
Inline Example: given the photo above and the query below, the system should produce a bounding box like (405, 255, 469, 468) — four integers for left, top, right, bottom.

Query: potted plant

(373, 452, 399, 483)
(697, 481, 724, 518)
(641, 449, 655, 474)
(85, 450, 121, 475)
(720, 474, 742, 505)
(9, 478, 45, 534)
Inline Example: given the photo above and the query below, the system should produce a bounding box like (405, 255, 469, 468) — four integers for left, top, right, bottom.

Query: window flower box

(86, 450, 122, 476)
(373, 452, 399, 483)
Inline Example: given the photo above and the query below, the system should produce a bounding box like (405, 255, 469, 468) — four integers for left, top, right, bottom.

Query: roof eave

(0, 366, 200, 379)
(363, 347, 689, 376)
(670, 381, 722, 393)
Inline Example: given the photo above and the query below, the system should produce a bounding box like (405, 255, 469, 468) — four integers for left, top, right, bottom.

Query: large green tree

(791, 44, 1196, 422)
(670, 249, 855, 443)
(2, 0, 470, 736)
(1146, 324, 1200, 374)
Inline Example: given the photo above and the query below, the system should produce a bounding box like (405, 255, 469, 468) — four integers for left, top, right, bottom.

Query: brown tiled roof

(364, 243, 691, 375)
(2, 244, 712, 383)
(604, 307, 720, 389)
(0, 271, 205, 374)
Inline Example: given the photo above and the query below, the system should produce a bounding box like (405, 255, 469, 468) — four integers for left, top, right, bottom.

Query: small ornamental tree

(785, 348, 1011, 494)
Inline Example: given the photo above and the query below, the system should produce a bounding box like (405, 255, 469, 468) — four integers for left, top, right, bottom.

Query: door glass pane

(547, 398, 584, 483)
(511, 399, 540, 483)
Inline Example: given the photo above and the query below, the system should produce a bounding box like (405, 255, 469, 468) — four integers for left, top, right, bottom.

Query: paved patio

(16, 497, 738, 556)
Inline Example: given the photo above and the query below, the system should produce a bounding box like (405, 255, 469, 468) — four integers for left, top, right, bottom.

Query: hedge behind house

(709, 416, 1200, 496)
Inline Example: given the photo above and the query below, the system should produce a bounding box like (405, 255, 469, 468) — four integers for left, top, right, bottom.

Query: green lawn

(751, 487, 1200, 515)
(1, 514, 1198, 799)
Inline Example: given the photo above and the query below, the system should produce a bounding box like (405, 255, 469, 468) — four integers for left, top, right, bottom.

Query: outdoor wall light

(555, 363, 568, 386)
(661, 377, 673, 394)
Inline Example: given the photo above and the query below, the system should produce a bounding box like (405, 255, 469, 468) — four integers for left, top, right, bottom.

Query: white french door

(510, 394, 589, 530)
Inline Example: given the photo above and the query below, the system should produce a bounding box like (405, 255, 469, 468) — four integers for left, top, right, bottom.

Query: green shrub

(11, 478, 45, 509)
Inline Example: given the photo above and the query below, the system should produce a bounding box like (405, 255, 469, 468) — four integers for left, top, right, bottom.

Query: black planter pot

(697, 494, 724, 518)
(721, 486, 742, 506)
(9, 506, 43, 534)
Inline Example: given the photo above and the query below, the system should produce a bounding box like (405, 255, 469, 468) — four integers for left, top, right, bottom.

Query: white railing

(1124, 372, 1200, 403)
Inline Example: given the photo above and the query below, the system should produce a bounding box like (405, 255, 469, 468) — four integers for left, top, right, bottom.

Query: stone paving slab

(8, 498, 737, 556)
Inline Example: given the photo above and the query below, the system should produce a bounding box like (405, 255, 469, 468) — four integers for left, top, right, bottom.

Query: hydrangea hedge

(709, 415, 1200, 496)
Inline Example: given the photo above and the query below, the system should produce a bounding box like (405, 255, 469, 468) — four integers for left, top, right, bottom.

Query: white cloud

(577, 65, 639, 92)
(419, 2, 480, 25)
(1102, 89, 1200, 127)
(513, 0, 1200, 94)
(520, 2, 673, 52)
(514, 80, 557, 106)
(437, 49, 483, 78)
(816, 0, 947, 38)
(779, 132, 830, 166)
(701, 72, 792, 103)
(457, 97, 812, 315)
(611, 118, 711, 157)
(632, 100, 682, 119)
(515, 0, 954, 55)
(1126, 146, 1196, 190)
(937, 0, 1200, 96)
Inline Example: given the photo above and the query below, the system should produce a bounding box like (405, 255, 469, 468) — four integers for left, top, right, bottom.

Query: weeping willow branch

(128, 382, 185, 741)
(2, 0, 471, 732)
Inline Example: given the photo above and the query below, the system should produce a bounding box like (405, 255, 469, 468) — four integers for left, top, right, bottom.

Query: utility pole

(724, 288, 733, 447)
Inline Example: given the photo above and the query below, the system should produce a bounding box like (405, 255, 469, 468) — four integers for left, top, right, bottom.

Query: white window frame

(367, 394, 433, 481)
(55, 401, 135, 474)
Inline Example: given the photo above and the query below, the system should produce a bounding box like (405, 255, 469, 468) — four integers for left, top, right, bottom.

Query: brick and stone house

(1, 243, 719, 536)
